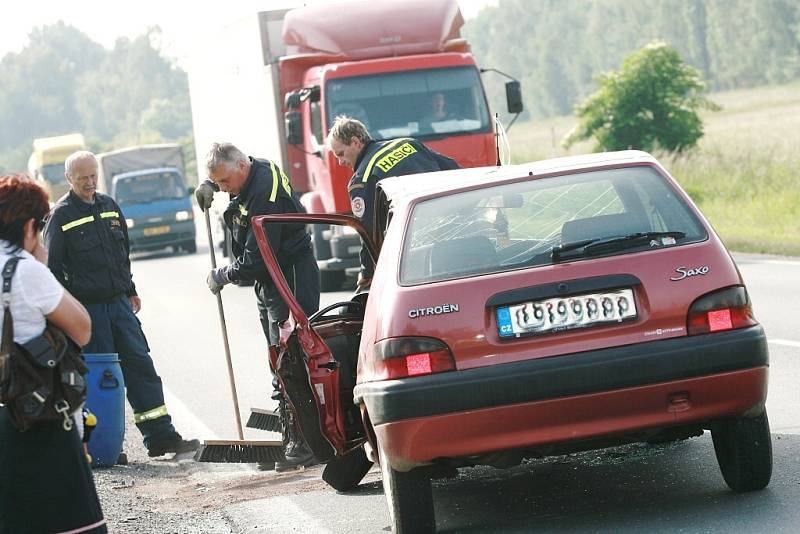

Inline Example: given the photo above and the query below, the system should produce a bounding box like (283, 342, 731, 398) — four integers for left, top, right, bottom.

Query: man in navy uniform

(327, 116, 460, 288)
(44, 151, 198, 459)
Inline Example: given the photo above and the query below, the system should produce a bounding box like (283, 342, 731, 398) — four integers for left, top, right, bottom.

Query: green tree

(75, 27, 191, 143)
(563, 41, 719, 153)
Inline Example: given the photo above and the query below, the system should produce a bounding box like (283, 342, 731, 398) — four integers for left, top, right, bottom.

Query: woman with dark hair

(0, 174, 106, 533)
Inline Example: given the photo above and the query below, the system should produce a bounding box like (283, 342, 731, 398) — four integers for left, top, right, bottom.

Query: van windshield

(41, 164, 66, 185)
(114, 171, 186, 205)
(326, 66, 490, 140)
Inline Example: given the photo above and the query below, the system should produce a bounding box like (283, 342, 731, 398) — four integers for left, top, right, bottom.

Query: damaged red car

(252, 150, 771, 533)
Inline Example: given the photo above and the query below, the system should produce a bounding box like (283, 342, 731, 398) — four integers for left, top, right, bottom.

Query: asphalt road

(128, 224, 800, 532)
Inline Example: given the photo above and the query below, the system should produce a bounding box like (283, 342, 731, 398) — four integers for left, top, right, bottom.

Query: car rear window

(399, 166, 707, 285)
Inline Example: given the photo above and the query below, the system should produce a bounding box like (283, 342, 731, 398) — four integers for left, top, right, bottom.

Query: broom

(194, 207, 285, 463)
(246, 407, 282, 432)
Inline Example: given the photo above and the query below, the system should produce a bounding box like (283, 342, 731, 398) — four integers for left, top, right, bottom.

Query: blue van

(96, 144, 197, 255)
(112, 167, 196, 253)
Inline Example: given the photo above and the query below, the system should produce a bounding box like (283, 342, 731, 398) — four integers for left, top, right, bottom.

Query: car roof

(377, 150, 658, 207)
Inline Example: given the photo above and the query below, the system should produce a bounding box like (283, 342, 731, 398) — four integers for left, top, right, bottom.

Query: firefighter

(194, 142, 320, 471)
(327, 116, 460, 288)
(44, 151, 199, 458)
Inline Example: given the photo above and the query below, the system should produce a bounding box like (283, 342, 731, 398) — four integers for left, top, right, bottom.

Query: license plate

(143, 225, 171, 236)
(496, 288, 637, 338)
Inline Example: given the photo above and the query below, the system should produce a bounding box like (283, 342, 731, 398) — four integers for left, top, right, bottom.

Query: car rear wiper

(552, 231, 686, 260)
(551, 238, 598, 259)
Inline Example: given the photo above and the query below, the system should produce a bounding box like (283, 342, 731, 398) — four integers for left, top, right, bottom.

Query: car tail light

(373, 337, 455, 380)
(687, 286, 757, 335)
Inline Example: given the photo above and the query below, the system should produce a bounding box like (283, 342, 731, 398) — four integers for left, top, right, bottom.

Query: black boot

(147, 434, 200, 457)
(274, 400, 316, 472)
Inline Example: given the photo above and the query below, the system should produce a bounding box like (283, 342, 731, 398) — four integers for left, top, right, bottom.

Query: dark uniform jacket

(222, 157, 311, 284)
(348, 137, 459, 276)
(44, 190, 137, 303)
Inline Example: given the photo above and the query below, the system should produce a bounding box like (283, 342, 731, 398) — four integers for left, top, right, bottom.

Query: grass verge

(508, 81, 800, 256)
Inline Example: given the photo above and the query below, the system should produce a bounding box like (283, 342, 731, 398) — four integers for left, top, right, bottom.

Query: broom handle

(204, 208, 244, 440)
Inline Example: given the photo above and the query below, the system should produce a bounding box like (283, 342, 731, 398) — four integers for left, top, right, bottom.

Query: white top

(0, 241, 64, 344)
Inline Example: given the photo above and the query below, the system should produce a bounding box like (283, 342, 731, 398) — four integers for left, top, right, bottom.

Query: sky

(1, 0, 499, 63)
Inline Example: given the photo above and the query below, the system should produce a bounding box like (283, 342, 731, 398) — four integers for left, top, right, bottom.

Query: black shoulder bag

(0, 256, 88, 432)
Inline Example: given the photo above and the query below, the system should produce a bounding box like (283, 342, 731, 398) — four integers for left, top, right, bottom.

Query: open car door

(252, 213, 379, 462)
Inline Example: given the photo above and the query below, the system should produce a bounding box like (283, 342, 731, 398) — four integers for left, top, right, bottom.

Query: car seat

(561, 213, 639, 243)
(428, 235, 498, 277)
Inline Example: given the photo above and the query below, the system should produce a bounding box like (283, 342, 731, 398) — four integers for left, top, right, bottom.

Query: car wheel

(379, 443, 435, 533)
(711, 410, 772, 492)
(320, 270, 345, 292)
(322, 446, 373, 492)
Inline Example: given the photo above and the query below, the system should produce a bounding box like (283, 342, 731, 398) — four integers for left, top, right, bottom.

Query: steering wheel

(308, 301, 365, 324)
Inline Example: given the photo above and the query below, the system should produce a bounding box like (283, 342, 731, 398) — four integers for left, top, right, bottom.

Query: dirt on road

(92, 407, 382, 533)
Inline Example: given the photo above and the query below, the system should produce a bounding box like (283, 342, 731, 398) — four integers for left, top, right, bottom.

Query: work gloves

(195, 180, 218, 212)
(207, 267, 231, 294)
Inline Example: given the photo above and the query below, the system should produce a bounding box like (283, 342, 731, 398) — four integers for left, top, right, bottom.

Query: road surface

(127, 225, 800, 532)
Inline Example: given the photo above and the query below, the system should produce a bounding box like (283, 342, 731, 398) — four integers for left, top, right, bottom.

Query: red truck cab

(188, 0, 522, 289)
(278, 0, 520, 289)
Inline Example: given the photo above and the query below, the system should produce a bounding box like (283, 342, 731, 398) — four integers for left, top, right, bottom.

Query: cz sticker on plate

(496, 288, 637, 338)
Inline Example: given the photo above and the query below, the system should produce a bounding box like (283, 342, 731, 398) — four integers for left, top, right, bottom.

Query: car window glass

(399, 166, 707, 285)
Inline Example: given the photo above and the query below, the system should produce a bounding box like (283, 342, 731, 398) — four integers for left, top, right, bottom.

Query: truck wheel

(183, 240, 197, 254)
(320, 270, 345, 292)
(711, 410, 772, 492)
(322, 446, 373, 492)
(379, 443, 435, 533)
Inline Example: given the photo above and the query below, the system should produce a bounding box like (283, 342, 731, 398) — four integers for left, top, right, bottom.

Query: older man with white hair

(43, 150, 199, 460)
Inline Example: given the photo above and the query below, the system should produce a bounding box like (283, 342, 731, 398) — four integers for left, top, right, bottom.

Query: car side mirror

(187, 186, 195, 196)
(285, 111, 302, 146)
(505, 81, 523, 114)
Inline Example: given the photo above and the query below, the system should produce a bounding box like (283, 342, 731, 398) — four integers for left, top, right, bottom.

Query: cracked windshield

(401, 166, 707, 284)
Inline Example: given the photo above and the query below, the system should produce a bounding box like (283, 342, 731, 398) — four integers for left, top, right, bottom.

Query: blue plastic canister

(84, 353, 125, 468)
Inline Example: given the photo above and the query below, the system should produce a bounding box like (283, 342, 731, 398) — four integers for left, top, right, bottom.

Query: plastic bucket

(84, 353, 125, 468)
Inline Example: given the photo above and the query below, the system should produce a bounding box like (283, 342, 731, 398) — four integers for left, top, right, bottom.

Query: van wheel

(379, 443, 435, 533)
(711, 410, 772, 492)
(322, 446, 373, 492)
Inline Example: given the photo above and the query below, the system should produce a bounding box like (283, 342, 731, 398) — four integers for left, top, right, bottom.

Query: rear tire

(183, 240, 197, 254)
(711, 410, 772, 492)
(379, 443, 435, 533)
(322, 446, 373, 492)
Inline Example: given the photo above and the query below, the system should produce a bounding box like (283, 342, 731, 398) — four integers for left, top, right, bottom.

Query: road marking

(769, 339, 800, 348)
(163, 387, 260, 471)
(761, 260, 800, 267)
(163, 384, 219, 440)
(241, 496, 331, 534)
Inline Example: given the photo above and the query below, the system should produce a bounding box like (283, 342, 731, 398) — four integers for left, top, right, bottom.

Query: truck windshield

(114, 172, 186, 205)
(41, 164, 66, 185)
(326, 66, 490, 140)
